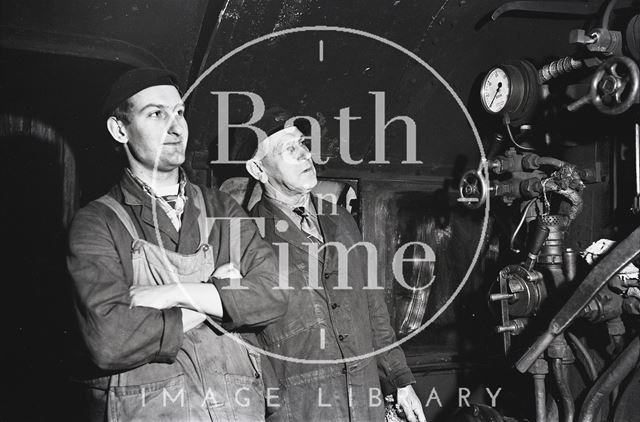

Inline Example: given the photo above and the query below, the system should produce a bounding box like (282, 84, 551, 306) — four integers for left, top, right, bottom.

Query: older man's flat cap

(254, 106, 311, 138)
(101, 67, 179, 117)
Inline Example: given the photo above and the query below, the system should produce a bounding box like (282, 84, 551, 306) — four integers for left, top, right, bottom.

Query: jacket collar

(177, 181, 203, 251)
(259, 194, 338, 265)
(119, 169, 185, 244)
(260, 197, 313, 251)
(312, 194, 337, 249)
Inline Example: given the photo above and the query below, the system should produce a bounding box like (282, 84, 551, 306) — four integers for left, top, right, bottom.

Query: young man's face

(121, 85, 188, 173)
(261, 127, 317, 196)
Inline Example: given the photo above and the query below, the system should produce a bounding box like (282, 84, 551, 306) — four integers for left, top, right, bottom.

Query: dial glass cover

(481, 67, 511, 113)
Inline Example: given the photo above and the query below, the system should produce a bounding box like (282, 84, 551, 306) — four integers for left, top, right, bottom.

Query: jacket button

(338, 334, 345, 341)
(331, 303, 339, 310)
(342, 367, 348, 374)
(324, 273, 330, 279)
(202, 244, 209, 251)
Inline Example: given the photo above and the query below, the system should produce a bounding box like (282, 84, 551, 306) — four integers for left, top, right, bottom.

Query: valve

(569, 28, 622, 55)
(491, 264, 546, 354)
(457, 169, 489, 209)
(568, 55, 640, 115)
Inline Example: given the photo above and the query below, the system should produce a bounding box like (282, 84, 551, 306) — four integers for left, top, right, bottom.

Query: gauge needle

(489, 82, 502, 108)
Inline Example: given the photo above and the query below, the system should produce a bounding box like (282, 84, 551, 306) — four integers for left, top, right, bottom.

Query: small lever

(569, 29, 595, 45)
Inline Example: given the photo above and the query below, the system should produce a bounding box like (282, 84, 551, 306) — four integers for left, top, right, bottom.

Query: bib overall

(93, 186, 265, 422)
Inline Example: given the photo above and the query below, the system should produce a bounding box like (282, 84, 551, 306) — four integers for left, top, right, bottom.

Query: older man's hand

(397, 385, 426, 422)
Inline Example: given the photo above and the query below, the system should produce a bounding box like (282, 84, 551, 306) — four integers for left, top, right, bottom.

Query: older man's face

(261, 127, 317, 196)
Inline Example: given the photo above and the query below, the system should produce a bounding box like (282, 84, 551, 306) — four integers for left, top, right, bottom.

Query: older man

(67, 68, 286, 421)
(245, 107, 426, 422)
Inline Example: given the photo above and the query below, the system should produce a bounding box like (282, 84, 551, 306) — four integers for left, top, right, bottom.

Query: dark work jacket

(251, 196, 414, 422)
(67, 170, 285, 421)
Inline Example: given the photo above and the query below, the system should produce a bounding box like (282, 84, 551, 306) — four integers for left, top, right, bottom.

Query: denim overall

(95, 186, 265, 422)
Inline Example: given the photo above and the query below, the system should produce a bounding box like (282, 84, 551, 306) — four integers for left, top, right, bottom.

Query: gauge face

(481, 67, 511, 114)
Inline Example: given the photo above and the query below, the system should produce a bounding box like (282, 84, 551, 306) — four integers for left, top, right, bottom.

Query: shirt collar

(263, 187, 310, 211)
(125, 167, 187, 200)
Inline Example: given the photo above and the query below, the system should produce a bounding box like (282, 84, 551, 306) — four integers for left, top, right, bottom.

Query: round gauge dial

(481, 67, 511, 114)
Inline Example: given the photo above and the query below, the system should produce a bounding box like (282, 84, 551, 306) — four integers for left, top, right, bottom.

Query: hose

(566, 332, 598, 382)
(539, 164, 585, 221)
(555, 187, 584, 221)
(578, 337, 640, 422)
(552, 358, 575, 422)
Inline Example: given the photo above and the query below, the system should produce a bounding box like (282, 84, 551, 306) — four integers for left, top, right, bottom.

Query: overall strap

(95, 194, 140, 240)
(192, 185, 210, 245)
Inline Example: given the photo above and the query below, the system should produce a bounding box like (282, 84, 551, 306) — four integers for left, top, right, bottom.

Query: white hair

(249, 126, 300, 162)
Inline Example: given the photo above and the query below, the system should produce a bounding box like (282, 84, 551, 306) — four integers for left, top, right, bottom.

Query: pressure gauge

(479, 60, 540, 125)
(481, 68, 511, 113)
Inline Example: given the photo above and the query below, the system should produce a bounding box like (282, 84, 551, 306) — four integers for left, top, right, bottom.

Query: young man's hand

(181, 308, 207, 332)
(397, 385, 427, 422)
(129, 285, 208, 332)
(129, 284, 179, 309)
(130, 279, 225, 318)
(212, 262, 242, 279)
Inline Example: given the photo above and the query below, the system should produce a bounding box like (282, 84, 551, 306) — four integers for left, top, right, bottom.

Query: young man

(67, 68, 286, 421)
(245, 108, 426, 422)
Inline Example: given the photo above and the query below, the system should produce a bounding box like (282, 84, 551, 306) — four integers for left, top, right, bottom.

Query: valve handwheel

(458, 170, 489, 209)
(568, 55, 640, 115)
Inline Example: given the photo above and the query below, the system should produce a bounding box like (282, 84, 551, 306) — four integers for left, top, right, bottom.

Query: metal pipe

(491, 1, 602, 21)
(613, 359, 640, 421)
(538, 156, 567, 169)
(578, 337, 640, 422)
(516, 226, 640, 372)
(563, 248, 578, 283)
(635, 123, 639, 195)
(510, 199, 537, 253)
(534, 374, 547, 422)
(601, 0, 620, 30)
(552, 358, 575, 422)
(490, 292, 517, 301)
(566, 332, 598, 381)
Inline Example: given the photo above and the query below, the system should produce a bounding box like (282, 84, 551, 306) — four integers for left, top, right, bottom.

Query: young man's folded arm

(67, 206, 184, 371)
(209, 195, 287, 329)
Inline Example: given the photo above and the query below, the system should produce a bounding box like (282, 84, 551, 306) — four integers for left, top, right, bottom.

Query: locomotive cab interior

(2, 0, 639, 421)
